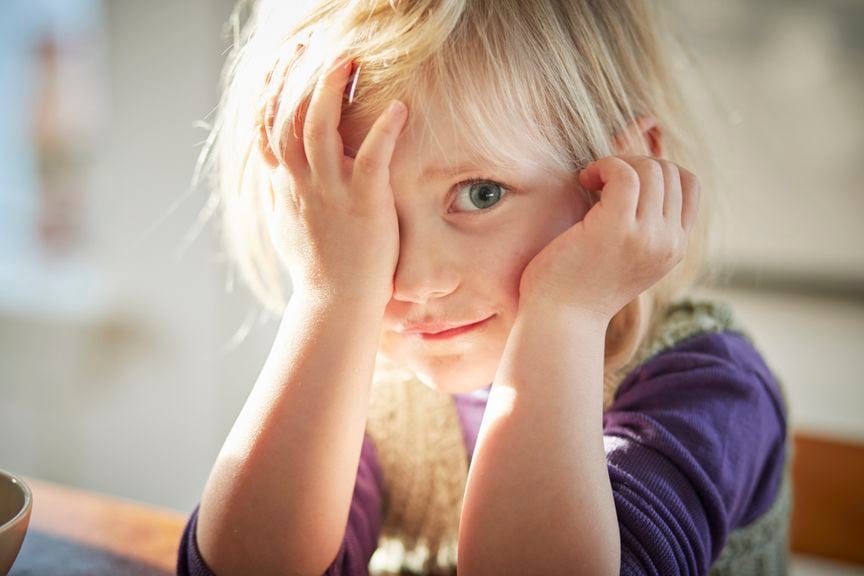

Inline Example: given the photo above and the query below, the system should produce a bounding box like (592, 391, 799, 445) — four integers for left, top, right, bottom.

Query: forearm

(458, 301, 620, 575)
(197, 291, 385, 576)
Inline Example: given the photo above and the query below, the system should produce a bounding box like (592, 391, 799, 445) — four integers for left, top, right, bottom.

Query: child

(177, 0, 789, 574)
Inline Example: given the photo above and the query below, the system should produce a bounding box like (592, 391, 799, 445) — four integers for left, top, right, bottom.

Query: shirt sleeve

(323, 432, 385, 575)
(176, 432, 384, 576)
(602, 331, 787, 576)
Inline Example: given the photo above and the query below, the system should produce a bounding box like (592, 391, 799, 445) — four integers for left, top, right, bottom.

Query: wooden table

(10, 477, 188, 575)
(7, 432, 864, 573)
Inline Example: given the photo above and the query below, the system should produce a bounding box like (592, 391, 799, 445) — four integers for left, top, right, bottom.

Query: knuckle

(256, 131, 278, 167)
(316, 68, 344, 94)
(263, 95, 278, 123)
(633, 157, 663, 184)
(662, 161, 680, 181)
(605, 155, 631, 171)
(649, 231, 667, 255)
(668, 233, 685, 258)
(607, 158, 640, 187)
(372, 121, 400, 144)
(666, 227, 680, 246)
(680, 167, 701, 192)
(272, 164, 297, 190)
(640, 228, 665, 256)
(647, 234, 674, 266)
(314, 69, 332, 90)
(293, 100, 310, 131)
(611, 218, 632, 241)
(317, 82, 342, 101)
(679, 230, 690, 252)
(303, 122, 327, 147)
(623, 223, 644, 247)
(691, 180, 702, 206)
(264, 112, 277, 135)
(354, 153, 384, 175)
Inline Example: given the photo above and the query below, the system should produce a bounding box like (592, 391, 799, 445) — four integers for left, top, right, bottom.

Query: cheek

(465, 232, 530, 290)
(471, 217, 574, 298)
(505, 203, 582, 288)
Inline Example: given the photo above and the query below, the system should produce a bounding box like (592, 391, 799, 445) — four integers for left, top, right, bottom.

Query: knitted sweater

(177, 297, 789, 575)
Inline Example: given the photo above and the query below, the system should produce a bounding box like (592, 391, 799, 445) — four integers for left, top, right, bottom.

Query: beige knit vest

(364, 298, 791, 575)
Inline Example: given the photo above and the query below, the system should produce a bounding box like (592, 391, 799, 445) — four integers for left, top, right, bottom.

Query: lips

(400, 319, 480, 335)
(399, 316, 493, 339)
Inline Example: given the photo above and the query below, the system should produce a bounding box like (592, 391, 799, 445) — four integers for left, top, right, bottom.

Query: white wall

(669, 0, 864, 284)
(0, 0, 273, 513)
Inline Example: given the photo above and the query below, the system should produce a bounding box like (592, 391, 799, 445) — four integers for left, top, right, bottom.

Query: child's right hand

(257, 51, 409, 307)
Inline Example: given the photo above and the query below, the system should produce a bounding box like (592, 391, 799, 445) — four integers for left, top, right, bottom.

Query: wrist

(286, 283, 388, 327)
(291, 285, 391, 311)
(281, 292, 385, 347)
(515, 296, 610, 336)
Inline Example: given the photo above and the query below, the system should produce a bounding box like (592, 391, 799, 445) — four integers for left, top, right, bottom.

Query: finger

(257, 59, 291, 169)
(257, 122, 280, 168)
(256, 44, 303, 167)
(269, 164, 302, 214)
(659, 160, 682, 225)
(620, 156, 664, 221)
(679, 166, 701, 235)
(303, 53, 353, 183)
(279, 92, 310, 176)
(578, 156, 640, 222)
(351, 100, 408, 195)
(266, 44, 308, 174)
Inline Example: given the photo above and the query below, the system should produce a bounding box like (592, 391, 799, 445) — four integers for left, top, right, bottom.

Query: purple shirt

(177, 330, 787, 575)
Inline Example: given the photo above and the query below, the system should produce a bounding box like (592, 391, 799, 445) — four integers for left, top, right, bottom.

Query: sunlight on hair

(200, 0, 719, 416)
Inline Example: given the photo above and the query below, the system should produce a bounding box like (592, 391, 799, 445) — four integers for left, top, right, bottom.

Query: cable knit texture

(362, 297, 790, 575)
(364, 360, 467, 575)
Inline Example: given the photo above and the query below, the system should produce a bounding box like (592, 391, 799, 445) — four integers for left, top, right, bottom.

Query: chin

(377, 324, 506, 395)
(409, 356, 497, 395)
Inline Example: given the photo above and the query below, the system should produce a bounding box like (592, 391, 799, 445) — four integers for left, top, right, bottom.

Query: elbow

(458, 550, 619, 576)
(200, 542, 336, 576)
(208, 541, 340, 576)
(197, 513, 342, 576)
(457, 527, 620, 576)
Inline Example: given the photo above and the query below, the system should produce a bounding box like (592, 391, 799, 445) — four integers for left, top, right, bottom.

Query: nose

(392, 221, 460, 304)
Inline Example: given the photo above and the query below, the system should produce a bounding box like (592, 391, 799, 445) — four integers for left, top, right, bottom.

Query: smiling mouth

(412, 316, 492, 340)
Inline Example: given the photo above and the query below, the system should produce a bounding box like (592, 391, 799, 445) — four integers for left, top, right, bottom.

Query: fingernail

(388, 100, 406, 116)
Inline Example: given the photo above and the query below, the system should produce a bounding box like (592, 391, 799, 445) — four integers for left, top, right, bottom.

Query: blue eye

(451, 180, 508, 213)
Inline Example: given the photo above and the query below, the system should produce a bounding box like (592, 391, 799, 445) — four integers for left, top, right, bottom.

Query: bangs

(336, 1, 600, 180)
(213, 0, 709, 319)
(407, 60, 574, 178)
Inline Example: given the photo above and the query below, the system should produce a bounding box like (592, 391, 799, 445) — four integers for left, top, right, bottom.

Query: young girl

(177, 0, 789, 574)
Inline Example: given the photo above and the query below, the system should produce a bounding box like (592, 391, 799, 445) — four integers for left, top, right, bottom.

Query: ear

(611, 115, 663, 158)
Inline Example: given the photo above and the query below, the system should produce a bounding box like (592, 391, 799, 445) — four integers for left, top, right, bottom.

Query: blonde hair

(200, 0, 720, 403)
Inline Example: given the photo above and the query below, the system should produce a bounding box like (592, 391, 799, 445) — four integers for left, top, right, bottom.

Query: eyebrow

(421, 163, 490, 180)
(422, 161, 513, 180)
(344, 145, 507, 180)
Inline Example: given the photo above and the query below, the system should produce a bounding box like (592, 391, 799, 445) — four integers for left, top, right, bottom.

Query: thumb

(578, 162, 604, 192)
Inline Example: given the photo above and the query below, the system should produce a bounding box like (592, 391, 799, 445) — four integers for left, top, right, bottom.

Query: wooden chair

(790, 432, 864, 566)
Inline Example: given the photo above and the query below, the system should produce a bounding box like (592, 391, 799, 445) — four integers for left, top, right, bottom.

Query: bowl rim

(0, 468, 32, 530)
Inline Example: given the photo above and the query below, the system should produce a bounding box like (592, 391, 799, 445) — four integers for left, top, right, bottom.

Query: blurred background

(1, 0, 861, 573)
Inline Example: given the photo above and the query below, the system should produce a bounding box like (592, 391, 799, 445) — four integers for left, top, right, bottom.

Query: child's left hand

(518, 155, 701, 324)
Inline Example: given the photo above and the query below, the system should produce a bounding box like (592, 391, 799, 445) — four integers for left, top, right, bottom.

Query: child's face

(339, 106, 591, 394)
